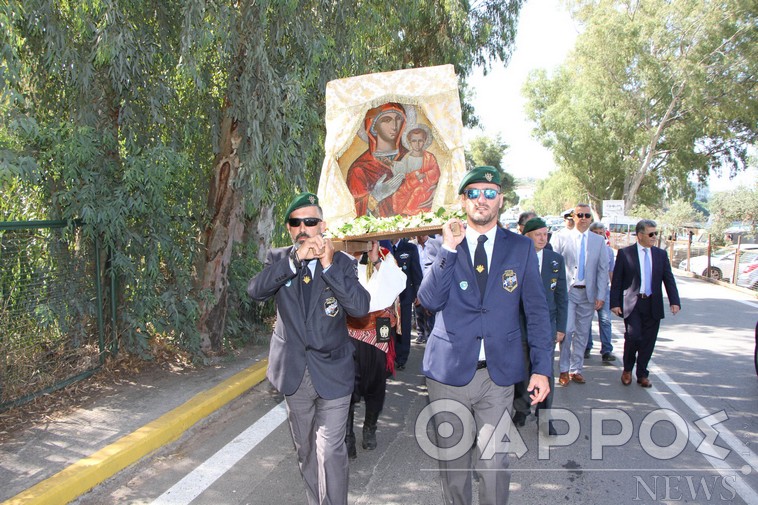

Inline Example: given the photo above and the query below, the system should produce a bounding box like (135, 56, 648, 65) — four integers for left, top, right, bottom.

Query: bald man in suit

(549, 203, 609, 386)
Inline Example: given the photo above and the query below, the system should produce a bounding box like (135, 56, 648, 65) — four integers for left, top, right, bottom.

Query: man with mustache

(248, 192, 370, 505)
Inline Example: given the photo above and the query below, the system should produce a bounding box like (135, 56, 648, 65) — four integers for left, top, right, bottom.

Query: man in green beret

(512, 217, 567, 436)
(248, 192, 370, 505)
(418, 167, 553, 505)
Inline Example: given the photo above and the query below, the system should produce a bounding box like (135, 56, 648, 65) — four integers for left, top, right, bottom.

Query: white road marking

(151, 401, 287, 505)
(646, 361, 758, 503)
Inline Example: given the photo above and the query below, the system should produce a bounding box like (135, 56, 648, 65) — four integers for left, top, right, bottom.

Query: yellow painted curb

(2, 359, 269, 505)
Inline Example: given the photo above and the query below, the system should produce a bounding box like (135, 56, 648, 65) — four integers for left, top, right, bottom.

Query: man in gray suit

(248, 192, 370, 505)
(549, 203, 609, 386)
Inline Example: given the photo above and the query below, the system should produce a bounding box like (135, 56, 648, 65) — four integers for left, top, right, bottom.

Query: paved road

(71, 274, 758, 505)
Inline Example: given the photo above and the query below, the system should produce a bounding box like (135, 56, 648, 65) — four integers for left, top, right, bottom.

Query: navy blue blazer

(248, 248, 370, 399)
(418, 227, 553, 387)
(610, 245, 681, 320)
(382, 238, 423, 306)
(539, 248, 568, 336)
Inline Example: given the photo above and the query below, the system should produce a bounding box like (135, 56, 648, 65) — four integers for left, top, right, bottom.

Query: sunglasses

(575, 213, 593, 219)
(288, 217, 322, 227)
(464, 188, 500, 200)
(643, 231, 659, 238)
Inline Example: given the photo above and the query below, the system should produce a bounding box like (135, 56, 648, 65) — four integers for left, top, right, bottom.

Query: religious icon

(318, 65, 466, 226)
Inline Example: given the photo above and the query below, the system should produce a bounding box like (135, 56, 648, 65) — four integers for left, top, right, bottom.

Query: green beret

(284, 192, 319, 222)
(523, 217, 547, 235)
(457, 166, 502, 194)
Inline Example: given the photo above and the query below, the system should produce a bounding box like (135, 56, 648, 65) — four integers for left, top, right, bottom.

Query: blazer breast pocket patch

(550, 278, 557, 291)
(324, 297, 340, 317)
(503, 270, 518, 292)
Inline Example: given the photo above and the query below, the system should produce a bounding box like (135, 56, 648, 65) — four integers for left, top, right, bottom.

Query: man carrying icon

(248, 192, 370, 505)
(418, 166, 553, 505)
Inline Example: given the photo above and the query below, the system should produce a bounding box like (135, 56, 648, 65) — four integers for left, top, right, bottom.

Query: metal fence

(0, 220, 112, 410)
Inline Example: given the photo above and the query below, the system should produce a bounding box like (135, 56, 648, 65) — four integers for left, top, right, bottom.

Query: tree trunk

(624, 81, 686, 211)
(197, 111, 245, 353)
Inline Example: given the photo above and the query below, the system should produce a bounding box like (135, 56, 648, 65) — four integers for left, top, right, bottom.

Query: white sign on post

(603, 200, 625, 217)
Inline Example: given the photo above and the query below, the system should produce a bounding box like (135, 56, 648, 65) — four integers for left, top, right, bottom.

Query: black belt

(476, 360, 487, 369)
(573, 285, 586, 289)
(638, 294, 650, 299)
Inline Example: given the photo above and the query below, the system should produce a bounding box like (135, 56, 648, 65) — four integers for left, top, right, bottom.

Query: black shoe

(512, 411, 527, 427)
(548, 421, 557, 436)
(346, 432, 357, 459)
(362, 411, 379, 450)
(584, 349, 591, 359)
(602, 353, 617, 362)
(395, 362, 405, 371)
(414, 336, 427, 344)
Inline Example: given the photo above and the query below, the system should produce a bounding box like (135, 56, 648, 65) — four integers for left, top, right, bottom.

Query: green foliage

(656, 200, 706, 234)
(708, 183, 758, 235)
(465, 134, 519, 206)
(2, 0, 526, 358)
(525, 0, 758, 210)
(525, 170, 585, 215)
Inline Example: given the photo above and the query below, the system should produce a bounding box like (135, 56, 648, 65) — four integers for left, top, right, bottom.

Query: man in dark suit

(382, 237, 422, 370)
(419, 166, 553, 505)
(512, 218, 567, 435)
(248, 193, 370, 505)
(610, 219, 681, 388)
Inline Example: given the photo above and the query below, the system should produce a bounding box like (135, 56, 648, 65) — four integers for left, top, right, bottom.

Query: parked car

(678, 245, 758, 281)
(736, 255, 758, 290)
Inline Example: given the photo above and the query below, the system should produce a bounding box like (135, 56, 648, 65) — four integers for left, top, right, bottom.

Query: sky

(464, 0, 579, 181)
(464, 0, 756, 193)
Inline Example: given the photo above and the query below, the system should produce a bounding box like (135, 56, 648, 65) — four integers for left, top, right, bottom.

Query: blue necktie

(643, 248, 652, 296)
(474, 235, 488, 300)
(577, 234, 586, 282)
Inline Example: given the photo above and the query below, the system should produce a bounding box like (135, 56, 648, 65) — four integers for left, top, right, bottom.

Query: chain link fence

(0, 220, 110, 410)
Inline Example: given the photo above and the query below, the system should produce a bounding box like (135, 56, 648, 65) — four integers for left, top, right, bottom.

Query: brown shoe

(621, 371, 632, 385)
(558, 372, 570, 387)
(637, 377, 652, 388)
(570, 373, 586, 384)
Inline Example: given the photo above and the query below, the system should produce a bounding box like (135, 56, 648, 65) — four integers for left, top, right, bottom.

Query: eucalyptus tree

(184, 0, 528, 351)
(3, 0, 528, 355)
(524, 0, 758, 211)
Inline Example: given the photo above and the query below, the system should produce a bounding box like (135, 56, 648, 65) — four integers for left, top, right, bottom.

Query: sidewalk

(0, 347, 270, 505)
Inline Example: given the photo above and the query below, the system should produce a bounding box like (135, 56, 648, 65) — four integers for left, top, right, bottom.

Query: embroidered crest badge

(324, 297, 339, 317)
(476, 264, 485, 273)
(550, 278, 557, 291)
(502, 269, 518, 292)
(303, 274, 311, 284)
(459, 281, 469, 290)
(285, 279, 292, 287)
(552, 260, 560, 273)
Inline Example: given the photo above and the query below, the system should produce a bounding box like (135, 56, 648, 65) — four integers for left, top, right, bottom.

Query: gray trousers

(426, 369, 514, 505)
(285, 368, 351, 505)
(559, 286, 595, 374)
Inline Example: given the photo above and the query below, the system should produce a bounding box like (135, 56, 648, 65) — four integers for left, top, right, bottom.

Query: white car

(679, 245, 758, 281)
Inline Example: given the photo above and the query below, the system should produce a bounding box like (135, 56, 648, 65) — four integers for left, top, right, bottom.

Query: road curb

(2, 359, 269, 505)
